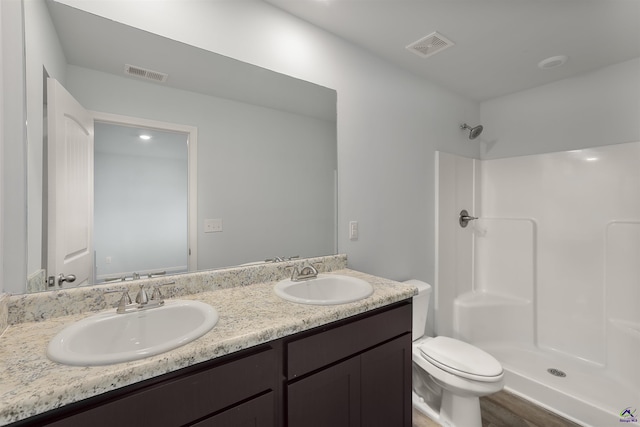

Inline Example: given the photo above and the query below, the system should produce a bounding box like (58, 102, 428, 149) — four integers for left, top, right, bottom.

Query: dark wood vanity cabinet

(285, 301, 412, 427)
(13, 300, 411, 427)
(286, 336, 412, 427)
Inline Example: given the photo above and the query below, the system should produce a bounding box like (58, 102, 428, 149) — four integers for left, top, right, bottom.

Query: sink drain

(547, 368, 566, 378)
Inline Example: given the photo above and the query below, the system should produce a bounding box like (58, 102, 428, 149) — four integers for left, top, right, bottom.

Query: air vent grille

(406, 32, 455, 58)
(124, 64, 168, 83)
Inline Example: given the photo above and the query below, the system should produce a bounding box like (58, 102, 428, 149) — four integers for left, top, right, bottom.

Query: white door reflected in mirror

(47, 78, 94, 288)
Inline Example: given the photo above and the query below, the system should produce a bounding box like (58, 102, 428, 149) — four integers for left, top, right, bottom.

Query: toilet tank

(404, 280, 431, 341)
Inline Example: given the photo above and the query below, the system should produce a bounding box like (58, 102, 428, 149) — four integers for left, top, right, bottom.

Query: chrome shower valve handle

(459, 209, 478, 228)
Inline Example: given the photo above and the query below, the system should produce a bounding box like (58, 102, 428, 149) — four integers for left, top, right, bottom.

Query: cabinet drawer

(287, 301, 411, 379)
(46, 346, 276, 427)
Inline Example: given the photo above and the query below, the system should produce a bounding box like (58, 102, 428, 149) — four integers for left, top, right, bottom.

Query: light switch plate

(349, 221, 358, 240)
(205, 218, 223, 233)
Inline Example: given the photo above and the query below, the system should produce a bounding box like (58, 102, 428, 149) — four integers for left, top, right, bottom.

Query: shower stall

(435, 145, 640, 427)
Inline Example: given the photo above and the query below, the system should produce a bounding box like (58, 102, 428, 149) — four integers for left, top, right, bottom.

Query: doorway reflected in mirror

(94, 122, 189, 283)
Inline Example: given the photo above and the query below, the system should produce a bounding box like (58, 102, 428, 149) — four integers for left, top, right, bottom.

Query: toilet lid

(419, 336, 503, 381)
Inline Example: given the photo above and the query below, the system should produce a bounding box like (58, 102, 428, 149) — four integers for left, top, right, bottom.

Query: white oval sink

(47, 300, 218, 366)
(274, 274, 373, 305)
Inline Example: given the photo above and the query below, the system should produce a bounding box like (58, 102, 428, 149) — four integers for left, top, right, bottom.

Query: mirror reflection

(94, 122, 189, 283)
(24, 0, 337, 293)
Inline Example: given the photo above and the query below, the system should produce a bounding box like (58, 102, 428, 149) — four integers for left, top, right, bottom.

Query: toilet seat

(418, 336, 503, 382)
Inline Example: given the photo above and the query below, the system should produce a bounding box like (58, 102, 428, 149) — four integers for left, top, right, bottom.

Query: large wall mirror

(23, 0, 337, 293)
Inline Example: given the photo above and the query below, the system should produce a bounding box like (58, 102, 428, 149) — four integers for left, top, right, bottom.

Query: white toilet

(406, 280, 504, 427)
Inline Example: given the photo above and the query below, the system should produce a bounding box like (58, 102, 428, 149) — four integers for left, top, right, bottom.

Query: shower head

(460, 123, 483, 140)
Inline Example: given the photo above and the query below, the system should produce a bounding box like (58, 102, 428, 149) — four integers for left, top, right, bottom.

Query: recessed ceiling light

(538, 55, 568, 70)
(139, 134, 152, 140)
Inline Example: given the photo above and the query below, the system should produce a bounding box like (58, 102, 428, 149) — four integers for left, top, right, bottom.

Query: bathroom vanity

(0, 259, 416, 427)
(14, 302, 411, 427)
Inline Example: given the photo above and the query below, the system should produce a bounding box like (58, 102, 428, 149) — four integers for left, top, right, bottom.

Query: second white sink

(274, 274, 373, 305)
(47, 300, 218, 366)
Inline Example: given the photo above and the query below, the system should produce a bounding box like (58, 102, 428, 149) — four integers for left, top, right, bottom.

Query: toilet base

(412, 390, 441, 423)
(439, 389, 482, 427)
(412, 389, 483, 427)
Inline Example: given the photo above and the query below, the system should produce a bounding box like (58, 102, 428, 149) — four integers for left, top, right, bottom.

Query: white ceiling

(265, 0, 640, 102)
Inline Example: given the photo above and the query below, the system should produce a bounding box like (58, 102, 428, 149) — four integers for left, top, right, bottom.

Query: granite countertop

(0, 268, 416, 425)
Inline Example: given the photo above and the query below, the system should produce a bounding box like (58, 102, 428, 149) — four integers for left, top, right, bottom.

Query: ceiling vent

(124, 64, 168, 83)
(406, 32, 455, 58)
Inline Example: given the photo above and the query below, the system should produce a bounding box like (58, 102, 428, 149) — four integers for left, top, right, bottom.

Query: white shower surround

(436, 144, 640, 427)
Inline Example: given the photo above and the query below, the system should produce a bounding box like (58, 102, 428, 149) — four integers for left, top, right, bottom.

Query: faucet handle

(150, 281, 175, 302)
(103, 288, 132, 313)
(135, 284, 149, 305)
(117, 291, 133, 313)
(285, 265, 300, 281)
(151, 285, 163, 301)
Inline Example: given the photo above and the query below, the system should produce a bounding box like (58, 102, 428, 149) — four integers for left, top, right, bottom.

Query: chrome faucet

(290, 263, 319, 281)
(105, 282, 175, 314)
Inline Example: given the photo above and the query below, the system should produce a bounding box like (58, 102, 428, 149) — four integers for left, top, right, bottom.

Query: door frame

(91, 111, 198, 272)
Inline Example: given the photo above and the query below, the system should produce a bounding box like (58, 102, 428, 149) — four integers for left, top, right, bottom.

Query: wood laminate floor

(412, 391, 582, 427)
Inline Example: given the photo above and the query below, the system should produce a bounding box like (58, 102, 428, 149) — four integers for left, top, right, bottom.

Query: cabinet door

(361, 334, 412, 427)
(191, 392, 274, 427)
(287, 357, 360, 427)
